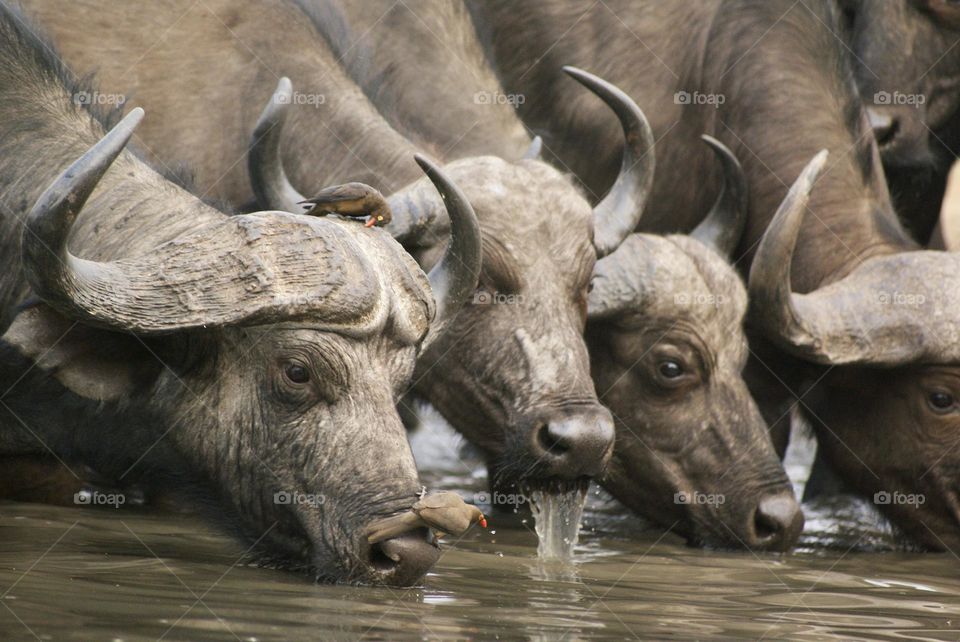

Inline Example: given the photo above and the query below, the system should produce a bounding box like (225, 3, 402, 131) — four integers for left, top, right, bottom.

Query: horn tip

(563, 65, 597, 87)
(271, 77, 293, 105)
(802, 149, 830, 184)
(413, 153, 440, 176)
(700, 135, 734, 159)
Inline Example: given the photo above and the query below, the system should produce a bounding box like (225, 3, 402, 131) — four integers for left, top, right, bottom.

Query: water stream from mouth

(529, 484, 589, 560)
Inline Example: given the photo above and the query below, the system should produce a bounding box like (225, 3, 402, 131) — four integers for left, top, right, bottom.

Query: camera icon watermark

(473, 90, 525, 107)
(473, 491, 528, 507)
(273, 490, 326, 507)
(73, 90, 126, 106)
(73, 489, 126, 508)
(674, 90, 725, 108)
(876, 290, 926, 306)
(674, 491, 725, 506)
(274, 91, 326, 108)
(472, 290, 525, 305)
(674, 292, 728, 306)
(873, 490, 925, 508)
(873, 90, 926, 108)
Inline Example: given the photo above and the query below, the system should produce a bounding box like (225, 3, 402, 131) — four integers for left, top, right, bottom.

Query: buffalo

(313, 0, 802, 549)
(470, 0, 960, 550)
(840, 0, 960, 242)
(842, 0, 960, 169)
(0, 1, 483, 586)
(15, 0, 660, 498)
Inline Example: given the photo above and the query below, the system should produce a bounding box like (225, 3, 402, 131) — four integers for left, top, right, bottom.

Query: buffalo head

(843, 0, 960, 166)
(4, 108, 482, 585)
(248, 68, 654, 495)
(588, 137, 802, 550)
(750, 149, 960, 551)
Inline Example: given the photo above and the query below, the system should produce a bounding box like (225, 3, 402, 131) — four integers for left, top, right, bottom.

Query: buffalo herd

(1, 0, 959, 586)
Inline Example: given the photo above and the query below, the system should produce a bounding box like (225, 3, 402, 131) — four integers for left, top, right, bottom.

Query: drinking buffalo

(15, 0, 654, 496)
(312, 0, 802, 548)
(0, 1, 482, 585)
(471, 0, 960, 550)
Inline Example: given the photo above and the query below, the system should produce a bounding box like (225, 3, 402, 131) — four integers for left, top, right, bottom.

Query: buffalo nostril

(867, 107, 899, 147)
(528, 409, 615, 478)
(752, 492, 804, 551)
(368, 529, 440, 587)
(536, 422, 569, 455)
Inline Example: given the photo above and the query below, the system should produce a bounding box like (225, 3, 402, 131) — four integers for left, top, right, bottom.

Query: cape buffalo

(14, 0, 655, 497)
(841, 0, 960, 169)
(309, 0, 802, 549)
(471, 0, 960, 551)
(0, 1, 482, 586)
(838, 0, 960, 243)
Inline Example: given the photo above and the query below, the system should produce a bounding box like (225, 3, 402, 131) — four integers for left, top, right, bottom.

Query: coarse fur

(469, 0, 960, 551)
(0, 1, 441, 585)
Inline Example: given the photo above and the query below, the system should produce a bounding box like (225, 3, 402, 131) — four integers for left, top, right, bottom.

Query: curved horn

(748, 151, 830, 360)
(691, 136, 748, 257)
(522, 135, 543, 160)
(21, 108, 145, 325)
(22, 108, 384, 335)
(563, 66, 655, 258)
(249, 76, 308, 213)
(407, 155, 482, 353)
(751, 149, 960, 366)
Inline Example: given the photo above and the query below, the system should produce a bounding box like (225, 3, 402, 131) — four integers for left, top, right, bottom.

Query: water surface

(1, 420, 958, 640)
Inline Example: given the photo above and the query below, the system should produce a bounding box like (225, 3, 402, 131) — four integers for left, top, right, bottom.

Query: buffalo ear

(2, 304, 162, 402)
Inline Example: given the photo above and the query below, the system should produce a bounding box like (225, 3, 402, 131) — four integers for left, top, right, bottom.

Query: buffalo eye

(928, 391, 955, 412)
(658, 360, 684, 379)
(284, 363, 311, 384)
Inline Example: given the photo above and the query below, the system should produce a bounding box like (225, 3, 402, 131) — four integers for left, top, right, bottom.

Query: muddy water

(2, 420, 960, 640)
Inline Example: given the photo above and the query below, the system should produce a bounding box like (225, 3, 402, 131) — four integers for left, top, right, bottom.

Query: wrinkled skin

(804, 365, 960, 551)
(19, 0, 617, 494)
(320, 0, 801, 544)
(470, 0, 960, 550)
(0, 3, 443, 585)
(4, 312, 431, 584)
(408, 158, 612, 487)
(587, 236, 800, 550)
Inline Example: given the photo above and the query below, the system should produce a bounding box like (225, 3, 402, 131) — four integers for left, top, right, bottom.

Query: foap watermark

(877, 290, 926, 307)
(73, 90, 126, 107)
(674, 90, 725, 108)
(674, 490, 725, 506)
(874, 490, 925, 508)
(473, 90, 525, 107)
(275, 91, 326, 108)
(473, 491, 529, 507)
(74, 489, 126, 508)
(473, 290, 525, 306)
(674, 292, 728, 306)
(274, 490, 326, 507)
(874, 90, 926, 108)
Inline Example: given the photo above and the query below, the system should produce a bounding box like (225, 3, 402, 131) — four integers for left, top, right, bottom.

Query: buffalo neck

(317, 0, 532, 162)
(469, 0, 919, 292)
(702, 0, 917, 292)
